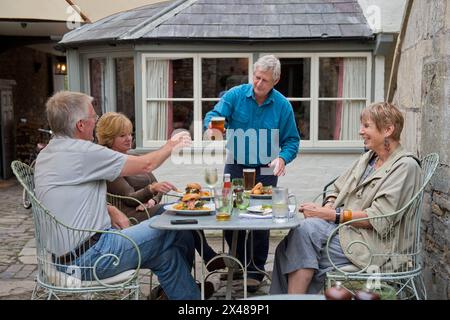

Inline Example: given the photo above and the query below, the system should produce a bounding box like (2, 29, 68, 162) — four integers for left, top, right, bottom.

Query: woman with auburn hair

(96, 112, 173, 221)
(270, 102, 422, 295)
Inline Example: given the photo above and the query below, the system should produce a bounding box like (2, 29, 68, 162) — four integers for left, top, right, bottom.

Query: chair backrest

(326, 153, 439, 275)
(11, 160, 141, 290)
(106, 193, 150, 225)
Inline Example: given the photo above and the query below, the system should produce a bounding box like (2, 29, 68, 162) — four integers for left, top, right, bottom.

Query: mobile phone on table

(170, 219, 198, 225)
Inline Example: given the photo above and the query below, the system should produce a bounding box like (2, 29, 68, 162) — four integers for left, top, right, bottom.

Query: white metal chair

(106, 193, 150, 226)
(106, 192, 160, 296)
(324, 153, 439, 300)
(11, 160, 142, 300)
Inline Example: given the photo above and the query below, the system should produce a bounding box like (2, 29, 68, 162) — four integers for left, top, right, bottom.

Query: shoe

(206, 256, 226, 272)
(197, 281, 215, 299)
(150, 285, 168, 300)
(246, 278, 261, 293)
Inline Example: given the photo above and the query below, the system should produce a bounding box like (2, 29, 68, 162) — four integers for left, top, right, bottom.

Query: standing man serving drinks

(203, 55, 300, 291)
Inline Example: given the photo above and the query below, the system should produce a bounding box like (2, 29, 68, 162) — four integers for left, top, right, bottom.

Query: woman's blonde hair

(96, 112, 132, 148)
(360, 102, 404, 141)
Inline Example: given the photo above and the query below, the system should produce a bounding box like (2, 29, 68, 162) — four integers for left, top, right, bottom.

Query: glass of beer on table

(214, 187, 233, 221)
(243, 168, 256, 191)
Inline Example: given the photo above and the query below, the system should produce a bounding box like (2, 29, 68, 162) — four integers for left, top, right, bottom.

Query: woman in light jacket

(270, 102, 422, 294)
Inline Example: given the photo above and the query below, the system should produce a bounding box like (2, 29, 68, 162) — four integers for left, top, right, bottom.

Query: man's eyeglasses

(83, 114, 99, 122)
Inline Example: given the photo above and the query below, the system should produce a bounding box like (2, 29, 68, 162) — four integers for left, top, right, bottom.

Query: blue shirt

(203, 84, 300, 166)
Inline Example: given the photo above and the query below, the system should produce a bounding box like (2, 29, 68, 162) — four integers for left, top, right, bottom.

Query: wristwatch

(335, 207, 341, 224)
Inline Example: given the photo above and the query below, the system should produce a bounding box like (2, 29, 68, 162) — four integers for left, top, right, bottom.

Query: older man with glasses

(34, 90, 200, 300)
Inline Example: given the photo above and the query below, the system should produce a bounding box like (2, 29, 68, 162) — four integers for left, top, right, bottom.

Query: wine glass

(204, 168, 218, 204)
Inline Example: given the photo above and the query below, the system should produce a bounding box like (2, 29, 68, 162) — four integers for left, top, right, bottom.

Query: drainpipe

(386, 0, 414, 102)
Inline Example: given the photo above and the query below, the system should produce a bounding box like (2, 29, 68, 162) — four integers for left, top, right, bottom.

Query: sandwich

(184, 182, 210, 197)
(174, 193, 207, 210)
(185, 182, 202, 194)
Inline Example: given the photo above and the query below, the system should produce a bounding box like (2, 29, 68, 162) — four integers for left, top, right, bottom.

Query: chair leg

(414, 274, 427, 300)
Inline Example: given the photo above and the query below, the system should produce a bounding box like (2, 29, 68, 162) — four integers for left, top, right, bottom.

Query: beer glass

(211, 117, 225, 132)
(210, 117, 225, 141)
(214, 187, 233, 221)
(272, 187, 297, 223)
(243, 168, 256, 191)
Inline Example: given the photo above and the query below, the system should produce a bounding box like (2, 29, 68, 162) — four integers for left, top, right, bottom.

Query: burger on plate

(185, 182, 202, 194)
(174, 193, 207, 210)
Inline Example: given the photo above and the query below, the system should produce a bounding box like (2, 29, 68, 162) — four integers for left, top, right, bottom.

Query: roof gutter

(121, 0, 197, 40)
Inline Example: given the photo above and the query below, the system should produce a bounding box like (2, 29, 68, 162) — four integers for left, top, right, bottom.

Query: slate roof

(60, 0, 374, 45)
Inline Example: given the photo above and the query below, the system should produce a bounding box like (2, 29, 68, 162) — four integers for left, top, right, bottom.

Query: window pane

(319, 57, 366, 98)
(89, 58, 106, 115)
(318, 100, 364, 140)
(146, 101, 193, 140)
(115, 57, 135, 126)
(202, 58, 248, 98)
(291, 101, 310, 140)
(276, 58, 311, 98)
(146, 58, 193, 98)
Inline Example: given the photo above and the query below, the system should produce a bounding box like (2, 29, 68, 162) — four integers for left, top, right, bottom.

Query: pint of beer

(211, 117, 225, 133)
(243, 168, 256, 191)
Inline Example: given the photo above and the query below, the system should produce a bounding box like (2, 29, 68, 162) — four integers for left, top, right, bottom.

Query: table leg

(225, 230, 238, 300)
(195, 230, 205, 300)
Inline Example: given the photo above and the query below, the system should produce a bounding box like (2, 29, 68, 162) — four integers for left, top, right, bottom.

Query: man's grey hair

(45, 91, 93, 137)
(254, 55, 281, 81)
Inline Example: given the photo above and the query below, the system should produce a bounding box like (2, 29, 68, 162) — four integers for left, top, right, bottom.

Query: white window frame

(83, 51, 134, 114)
(141, 53, 253, 148)
(264, 52, 372, 148)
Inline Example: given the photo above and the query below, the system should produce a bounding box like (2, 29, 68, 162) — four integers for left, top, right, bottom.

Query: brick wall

(0, 47, 52, 163)
(393, 0, 449, 299)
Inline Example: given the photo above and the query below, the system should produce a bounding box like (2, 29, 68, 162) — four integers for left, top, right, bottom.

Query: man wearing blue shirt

(203, 55, 300, 291)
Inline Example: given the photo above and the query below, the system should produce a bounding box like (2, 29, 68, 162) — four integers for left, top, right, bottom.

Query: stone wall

(393, 0, 449, 300)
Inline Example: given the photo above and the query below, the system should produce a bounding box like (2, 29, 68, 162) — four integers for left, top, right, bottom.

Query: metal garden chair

(106, 193, 150, 225)
(11, 160, 142, 300)
(106, 192, 159, 296)
(324, 153, 439, 300)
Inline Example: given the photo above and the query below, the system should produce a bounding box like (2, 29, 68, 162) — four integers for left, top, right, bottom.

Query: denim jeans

(69, 217, 200, 300)
(224, 163, 278, 281)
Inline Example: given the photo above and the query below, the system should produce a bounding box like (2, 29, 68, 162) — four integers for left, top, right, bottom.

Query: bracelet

(343, 209, 353, 223)
(334, 207, 341, 224)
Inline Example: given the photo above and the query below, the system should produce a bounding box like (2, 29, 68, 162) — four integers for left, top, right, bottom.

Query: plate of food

(250, 182, 272, 199)
(247, 204, 273, 215)
(164, 193, 215, 216)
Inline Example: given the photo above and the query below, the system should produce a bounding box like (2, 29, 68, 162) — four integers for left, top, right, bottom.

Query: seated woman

(270, 102, 422, 294)
(96, 112, 225, 272)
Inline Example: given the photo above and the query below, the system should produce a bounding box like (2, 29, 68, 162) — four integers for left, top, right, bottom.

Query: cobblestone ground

(0, 178, 284, 300)
(0, 180, 37, 299)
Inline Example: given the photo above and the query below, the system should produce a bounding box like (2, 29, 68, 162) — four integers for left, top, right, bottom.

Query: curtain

(340, 58, 366, 140)
(146, 60, 169, 140)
